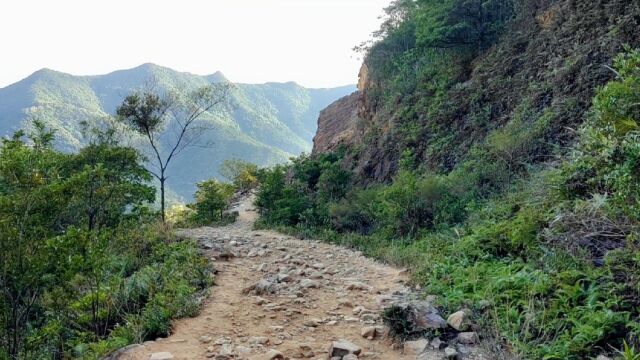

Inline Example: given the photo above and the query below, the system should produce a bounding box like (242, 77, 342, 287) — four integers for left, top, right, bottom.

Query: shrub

(380, 171, 467, 236)
(219, 159, 259, 193)
(186, 179, 235, 226)
(329, 186, 383, 234)
(0, 124, 211, 359)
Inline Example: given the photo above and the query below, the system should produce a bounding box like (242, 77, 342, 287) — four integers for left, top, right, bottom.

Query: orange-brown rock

(311, 91, 363, 155)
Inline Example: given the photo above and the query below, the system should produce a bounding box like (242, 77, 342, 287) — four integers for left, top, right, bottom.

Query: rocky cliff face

(311, 92, 361, 155)
(311, 63, 375, 156)
(313, 0, 640, 183)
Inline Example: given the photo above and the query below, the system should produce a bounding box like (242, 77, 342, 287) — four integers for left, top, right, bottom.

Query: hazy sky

(0, 0, 392, 88)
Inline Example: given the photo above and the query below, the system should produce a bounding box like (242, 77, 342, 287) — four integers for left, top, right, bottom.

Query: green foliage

(185, 179, 236, 226)
(116, 83, 231, 223)
(0, 124, 210, 359)
(116, 93, 168, 134)
(0, 65, 355, 200)
(219, 159, 259, 193)
(255, 48, 640, 359)
(255, 165, 311, 227)
(617, 341, 640, 360)
(415, 0, 514, 51)
(255, 154, 350, 228)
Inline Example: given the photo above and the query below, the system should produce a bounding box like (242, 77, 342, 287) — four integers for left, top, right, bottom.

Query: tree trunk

(160, 177, 166, 223)
(88, 209, 95, 232)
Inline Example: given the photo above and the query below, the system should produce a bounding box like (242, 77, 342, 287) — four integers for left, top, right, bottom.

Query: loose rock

(457, 332, 479, 345)
(264, 349, 284, 359)
(329, 340, 362, 357)
(403, 339, 428, 355)
(444, 347, 459, 359)
(149, 353, 174, 360)
(361, 326, 377, 340)
(447, 310, 471, 331)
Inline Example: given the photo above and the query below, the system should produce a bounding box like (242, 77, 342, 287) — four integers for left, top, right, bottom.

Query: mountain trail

(117, 196, 490, 360)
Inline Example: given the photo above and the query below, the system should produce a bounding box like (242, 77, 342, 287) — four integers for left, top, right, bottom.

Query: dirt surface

(116, 196, 490, 360)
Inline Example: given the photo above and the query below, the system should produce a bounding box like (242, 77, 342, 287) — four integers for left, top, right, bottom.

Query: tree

(61, 125, 155, 231)
(190, 179, 234, 223)
(0, 123, 72, 358)
(416, 0, 514, 52)
(116, 83, 232, 222)
(219, 159, 258, 193)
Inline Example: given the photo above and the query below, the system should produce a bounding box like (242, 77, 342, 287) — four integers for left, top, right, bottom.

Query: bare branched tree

(116, 81, 232, 222)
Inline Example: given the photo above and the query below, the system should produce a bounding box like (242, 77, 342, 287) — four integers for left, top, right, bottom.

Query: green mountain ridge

(0, 64, 356, 200)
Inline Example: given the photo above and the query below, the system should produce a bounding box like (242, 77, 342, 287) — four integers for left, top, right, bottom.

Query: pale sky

(0, 0, 392, 89)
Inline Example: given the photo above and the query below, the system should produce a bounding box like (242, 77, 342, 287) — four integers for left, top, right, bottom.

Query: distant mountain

(0, 64, 356, 200)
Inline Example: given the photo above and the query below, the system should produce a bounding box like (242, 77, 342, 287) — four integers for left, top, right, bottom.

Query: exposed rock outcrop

(311, 91, 363, 155)
(312, 0, 640, 183)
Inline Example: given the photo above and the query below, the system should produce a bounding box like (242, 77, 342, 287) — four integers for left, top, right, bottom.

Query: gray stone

(346, 282, 372, 291)
(300, 279, 319, 288)
(298, 343, 315, 358)
(265, 349, 284, 359)
(245, 279, 276, 295)
(236, 346, 252, 355)
(444, 347, 459, 359)
(457, 331, 479, 344)
(447, 310, 470, 331)
(199, 335, 212, 343)
(329, 340, 362, 357)
(219, 344, 234, 356)
(360, 312, 377, 323)
(150, 353, 174, 360)
(361, 326, 377, 339)
(596, 356, 613, 360)
(375, 325, 389, 339)
(416, 312, 447, 330)
(417, 350, 447, 360)
(403, 339, 428, 355)
(430, 337, 445, 350)
(248, 336, 270, 345)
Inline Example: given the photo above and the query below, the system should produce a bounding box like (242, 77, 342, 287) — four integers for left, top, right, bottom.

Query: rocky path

(117, 196, 491, 360)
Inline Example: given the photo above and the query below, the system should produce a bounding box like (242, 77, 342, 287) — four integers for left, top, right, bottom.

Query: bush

(252, 48, 640, 359)
(256, 154, 349, 228)
(329, 186, 383, 234)
(186, 179, 235, 226)
(0, 125, 211, 359)
(219, 159, 259, 193)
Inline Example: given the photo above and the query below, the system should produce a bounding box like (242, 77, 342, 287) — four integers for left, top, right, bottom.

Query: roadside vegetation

(172, 159, 259, 228)
(0, 123, 211, 360)
(254, 0, 640, 358)
(0, 79, 249, 359)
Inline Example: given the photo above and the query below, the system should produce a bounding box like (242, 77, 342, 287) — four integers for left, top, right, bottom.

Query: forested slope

(0, 64, 355, 199)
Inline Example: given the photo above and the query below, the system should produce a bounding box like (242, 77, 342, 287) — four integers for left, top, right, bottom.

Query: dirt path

(117, 197, 488, 360)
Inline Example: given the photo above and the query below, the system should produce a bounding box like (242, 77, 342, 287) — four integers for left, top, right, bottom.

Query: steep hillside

(257, 0, 640, 358)
(0, 64, 355, 199)
(315, 0, 640, 182)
